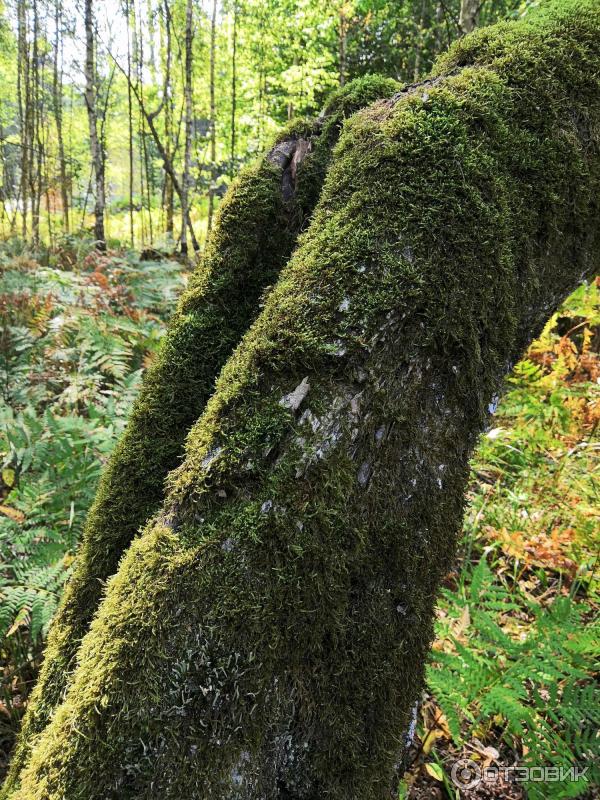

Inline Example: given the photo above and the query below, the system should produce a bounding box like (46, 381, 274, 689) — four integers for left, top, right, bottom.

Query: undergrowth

(0, 239, 187, 772)
(408, 279, 600, 799)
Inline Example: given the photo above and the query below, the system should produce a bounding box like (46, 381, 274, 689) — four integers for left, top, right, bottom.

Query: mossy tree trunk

(5, 2, 600, 798)
(3, 76, 399, 793)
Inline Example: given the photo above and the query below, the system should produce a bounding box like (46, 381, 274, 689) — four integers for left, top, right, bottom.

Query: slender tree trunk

(40, 5, 51, 244)
(459, 0, 481, 34)
(68, 84, 75, 216)
(132, 0, 148, 245)
(132, 2, 152, 246)
(433, 3, 444, 57)
(138, 112, 146, 244)
(141, 2, 154, 246)
(126, 0, 135, 247)
(146, 0, 157, 71)
(0, 129, 5, 237)
(142, 123, 154, 245)
(338, 4, 347, 87)
(84, 0, 106, 250)
(17, 0, 29, 241)
(163, 0, 174, 237)
(230, 1, 237, 177)
(53, 0, 69, 233)
(180, 0, 194, 255)
(413, 0, 427, 81)
(30, 0, 41, 247)
(207, 0, 217, 233)
(0, 121, 5, 235)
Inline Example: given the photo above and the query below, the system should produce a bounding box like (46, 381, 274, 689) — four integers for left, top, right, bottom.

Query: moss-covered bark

(3, 74, 399, 792)
(6, 1, 600, 796)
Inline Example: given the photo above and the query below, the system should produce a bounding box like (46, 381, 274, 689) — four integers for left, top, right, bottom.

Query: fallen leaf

(0, 504, 25, 523)
(2, 467, 15, 487)
(425, 763, 444, 782)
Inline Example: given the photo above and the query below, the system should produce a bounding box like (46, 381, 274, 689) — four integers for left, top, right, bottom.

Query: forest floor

(0, 239, 598, 797)
(405, 280, 600, 799)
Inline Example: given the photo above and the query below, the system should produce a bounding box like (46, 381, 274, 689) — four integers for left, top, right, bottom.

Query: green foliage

(0, 244, 187, 770)
(467, 279, 600, 561)
(418, 278, 599, 799)
(345, 0, 518, 84)
(0, 0, 522, 248)
(429, 559, 599, 799)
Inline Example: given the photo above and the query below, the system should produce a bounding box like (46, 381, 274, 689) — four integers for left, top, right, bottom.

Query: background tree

(52, 0, 69, 233)
(83, 0, 106, 249)
(0, 0, 520, 252)
(206, 0, 217, 233)
(181, 0, 194, 254)
(16, 0, 30, 241)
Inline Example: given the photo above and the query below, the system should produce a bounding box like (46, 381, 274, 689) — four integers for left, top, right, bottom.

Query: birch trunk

(17, 0, 29, 241)
(181, 0, 194, 255)
(84, 0, 106, 249)
(53, 0, 69, 233)
(207, 0, 218, 234)
(459, 0, 480, 34)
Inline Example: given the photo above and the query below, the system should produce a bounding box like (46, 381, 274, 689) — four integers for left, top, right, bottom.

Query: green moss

(6, 2, 600, 796)
(3, 75, 400, 793)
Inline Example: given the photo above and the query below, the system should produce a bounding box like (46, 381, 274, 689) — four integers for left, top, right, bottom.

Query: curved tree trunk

(2, 76, 399, 795)
(5, 2, 600, 797)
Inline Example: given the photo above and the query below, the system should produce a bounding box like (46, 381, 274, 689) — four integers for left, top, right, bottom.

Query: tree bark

(230, 1, 237, 178)
(29, 0, 40, 247)
(53, 0, 69, 234)
(4, 3, 600, 797)
(207, 0, 218, 234)
(141, 109, 154, 246)
(125, 0, 135, 247)
(16, 0, 29, 241)
(163, 0, 175, 237)
(84, 0, 106, 250)
(459, 0, 480, 35)
(3, 76, 400, 795)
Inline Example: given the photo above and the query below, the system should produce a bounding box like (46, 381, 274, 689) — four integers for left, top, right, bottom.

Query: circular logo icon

(451, 758, 481, 789)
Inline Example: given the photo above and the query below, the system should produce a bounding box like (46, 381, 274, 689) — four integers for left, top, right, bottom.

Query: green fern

(0, 247, 188, 760)
(428, 559, 599, 799)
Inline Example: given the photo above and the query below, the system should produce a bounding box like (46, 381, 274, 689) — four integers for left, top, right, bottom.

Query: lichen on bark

(5, 1, 600, 797)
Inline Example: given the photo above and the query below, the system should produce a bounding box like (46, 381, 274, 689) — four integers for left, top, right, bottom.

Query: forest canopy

(0, 0, 522, 251)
